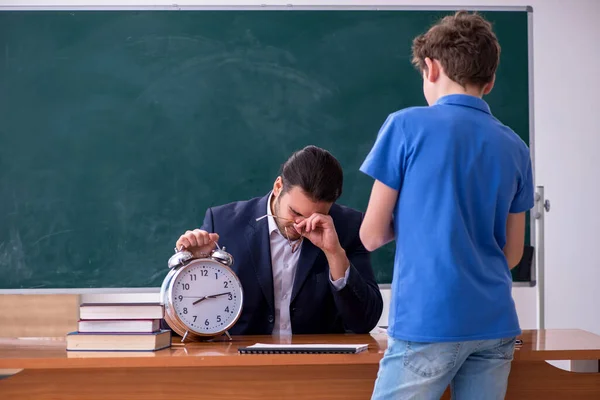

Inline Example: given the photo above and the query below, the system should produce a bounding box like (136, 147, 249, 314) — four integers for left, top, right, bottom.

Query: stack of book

(66, 303, 171, 352)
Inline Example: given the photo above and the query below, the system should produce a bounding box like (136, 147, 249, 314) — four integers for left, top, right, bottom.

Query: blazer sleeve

(200, 207, 215, 233)
(330, 217, 384, 333)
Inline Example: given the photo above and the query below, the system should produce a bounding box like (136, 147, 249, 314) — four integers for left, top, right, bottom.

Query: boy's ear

(423, 57, 440, 83)
(482, 74, 496, 95)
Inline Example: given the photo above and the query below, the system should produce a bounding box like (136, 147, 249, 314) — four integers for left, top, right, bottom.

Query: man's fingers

(198, 229, 212, 246)
(176, 229, 220, 252)
(303, 214, 317, 233)
(191, 229, 204, 247)
(177, 236, 191, 250)
(305, 214, 332, 232)
(184, 230, 198, 247)
(294, 220, 307, 234)
(311, 215, 324, 231)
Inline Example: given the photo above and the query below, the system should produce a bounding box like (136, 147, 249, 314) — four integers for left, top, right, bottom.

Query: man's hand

(294, 213, 341, 254)
(176, 229, 219, 259)
(294, 214, 349, 280)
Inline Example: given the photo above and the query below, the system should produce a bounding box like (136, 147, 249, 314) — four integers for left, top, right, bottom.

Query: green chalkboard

(0, 10, 531, 289)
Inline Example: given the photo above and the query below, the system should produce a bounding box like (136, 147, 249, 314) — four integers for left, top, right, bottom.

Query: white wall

(4, 0, 600, 337)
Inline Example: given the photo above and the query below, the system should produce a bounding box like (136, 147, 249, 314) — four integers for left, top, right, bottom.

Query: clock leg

(181, 330, 189, 343)
(224, 331, 232, 341)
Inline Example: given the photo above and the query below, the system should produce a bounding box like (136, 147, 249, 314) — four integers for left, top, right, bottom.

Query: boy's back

(359, 11, 535, 399)
(363, 93, 532, 341)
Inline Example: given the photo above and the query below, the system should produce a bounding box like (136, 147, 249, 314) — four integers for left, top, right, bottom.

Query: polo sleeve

(510, 151, 535, 213)
(360, 113, 405, 191)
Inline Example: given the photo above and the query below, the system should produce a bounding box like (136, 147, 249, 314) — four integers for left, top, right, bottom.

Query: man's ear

(273, 176, 283, 197)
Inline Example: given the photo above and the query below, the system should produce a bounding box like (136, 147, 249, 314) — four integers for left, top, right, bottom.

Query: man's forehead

(283, 186, 332, 215)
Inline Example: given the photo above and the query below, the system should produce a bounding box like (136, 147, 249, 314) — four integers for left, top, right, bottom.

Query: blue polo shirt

(360, 94, 534, 342)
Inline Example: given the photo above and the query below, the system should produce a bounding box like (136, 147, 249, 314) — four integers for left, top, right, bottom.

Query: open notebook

(238, 343, 369, 354)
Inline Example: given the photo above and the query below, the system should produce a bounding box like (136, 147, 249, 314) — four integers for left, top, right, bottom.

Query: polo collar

(435, 94, 491, 114)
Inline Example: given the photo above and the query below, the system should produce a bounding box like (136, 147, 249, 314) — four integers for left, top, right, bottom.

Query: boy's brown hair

(412, 11, 501, 88)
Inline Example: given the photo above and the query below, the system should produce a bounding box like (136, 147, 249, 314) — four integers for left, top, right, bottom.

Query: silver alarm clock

(160, 244, 244, 342)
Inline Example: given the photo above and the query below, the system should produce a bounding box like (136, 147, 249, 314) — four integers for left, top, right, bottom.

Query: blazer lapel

(291, 240, 320, 303)
(244, 195, 274, 312)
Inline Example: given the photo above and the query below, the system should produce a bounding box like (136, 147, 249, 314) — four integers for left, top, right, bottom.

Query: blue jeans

(371, 336, 516, 400)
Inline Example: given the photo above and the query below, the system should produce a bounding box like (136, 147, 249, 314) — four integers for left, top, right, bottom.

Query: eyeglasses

(256, 214, 304, 253)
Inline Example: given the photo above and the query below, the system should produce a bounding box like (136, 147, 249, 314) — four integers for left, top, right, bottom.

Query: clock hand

(191, 292, 232, 305)
(206, 292, 231, 299)
(192, 296, 208, 305)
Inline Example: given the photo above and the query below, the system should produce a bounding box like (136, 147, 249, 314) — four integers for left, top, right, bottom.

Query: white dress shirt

(266, 192, 349, 336)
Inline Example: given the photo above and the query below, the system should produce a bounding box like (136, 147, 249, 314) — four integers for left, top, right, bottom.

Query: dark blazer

(200, 194, 383, 335)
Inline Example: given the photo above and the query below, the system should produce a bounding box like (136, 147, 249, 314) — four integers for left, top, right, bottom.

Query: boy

(359, 11, 534, 399)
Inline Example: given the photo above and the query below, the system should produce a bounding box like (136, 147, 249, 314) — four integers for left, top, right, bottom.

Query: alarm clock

(160, 244, 244, 342)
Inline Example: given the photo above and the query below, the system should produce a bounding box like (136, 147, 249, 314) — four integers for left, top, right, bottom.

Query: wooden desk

(0, 329, 599, 399)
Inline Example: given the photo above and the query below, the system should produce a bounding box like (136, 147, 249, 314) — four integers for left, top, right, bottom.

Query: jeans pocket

(495, 337, 517, 360)
(403, 341, 461, 378)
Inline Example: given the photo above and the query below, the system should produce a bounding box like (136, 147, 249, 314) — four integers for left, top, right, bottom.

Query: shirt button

(283, 294, 288, 300)
(284, 263, 289, 268)
(268, 315, 274, 323)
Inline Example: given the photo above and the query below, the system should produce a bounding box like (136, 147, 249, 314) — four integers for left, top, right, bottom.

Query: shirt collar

(434, 94, 491, 114)
(266, 191, 279, 235)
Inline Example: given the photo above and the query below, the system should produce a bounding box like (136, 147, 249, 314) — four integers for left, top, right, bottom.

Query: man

(176, 145, 383, 335)
(360, 11, 534, 399)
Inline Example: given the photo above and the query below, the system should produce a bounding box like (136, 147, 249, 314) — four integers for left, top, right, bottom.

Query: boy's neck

(431, 79, 485, 104)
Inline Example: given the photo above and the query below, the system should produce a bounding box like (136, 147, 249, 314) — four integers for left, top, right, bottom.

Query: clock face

(170, 260, 243, 335)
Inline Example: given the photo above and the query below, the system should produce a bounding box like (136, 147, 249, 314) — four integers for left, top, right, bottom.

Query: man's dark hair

(280, 145, 343, 203)
(412, 11, 501, 88)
